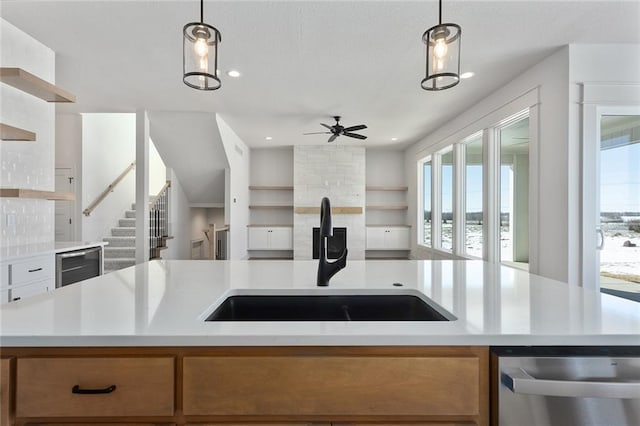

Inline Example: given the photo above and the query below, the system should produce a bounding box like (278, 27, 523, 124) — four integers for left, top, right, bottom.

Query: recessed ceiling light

(265, 136, 273, 140)
(227, 70, 241, 78)
(391, 137, 398, 141)
(460, 71, 475, 79)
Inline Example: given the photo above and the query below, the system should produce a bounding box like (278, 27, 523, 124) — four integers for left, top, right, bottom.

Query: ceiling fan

(303, 116, 367, 143)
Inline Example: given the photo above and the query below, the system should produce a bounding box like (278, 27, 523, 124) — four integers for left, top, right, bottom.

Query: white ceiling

(2, 1, 639, 149)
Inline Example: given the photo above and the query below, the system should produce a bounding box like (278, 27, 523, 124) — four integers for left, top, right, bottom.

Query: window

(464, 134, 483, 258)
(440, 148, 454, 252)
(423, 159, 432, 246)
(499, 116, 529, 265)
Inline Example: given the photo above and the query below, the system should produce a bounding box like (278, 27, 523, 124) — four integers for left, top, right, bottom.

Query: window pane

(423, 160, 432, 246)
(465, 135, 483, 258)
(599, 115, 640, 290)
(441, 150, 453, 251)
(500, 116, 529, 264)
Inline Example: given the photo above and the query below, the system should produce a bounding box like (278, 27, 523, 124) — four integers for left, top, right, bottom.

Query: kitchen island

(1, 260, 639, 425)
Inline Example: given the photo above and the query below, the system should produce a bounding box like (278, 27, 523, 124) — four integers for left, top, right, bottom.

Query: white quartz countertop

(1, 241, 107, 262)
(1, 260, 639, 347)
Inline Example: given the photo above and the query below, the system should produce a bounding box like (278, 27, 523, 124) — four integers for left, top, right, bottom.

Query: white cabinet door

(269, 228, 293, 250)
(11, 254, 55, 286)
(366, 228, 386, 250)
(388, 228, 410, 249)
(248, 228, 270, 250)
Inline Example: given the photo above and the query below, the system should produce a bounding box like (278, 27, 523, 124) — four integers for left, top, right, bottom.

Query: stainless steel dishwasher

(494, 347, 640, 426)
(55, 246, 103, 288)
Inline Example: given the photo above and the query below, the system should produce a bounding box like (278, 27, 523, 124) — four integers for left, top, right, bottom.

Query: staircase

(103, 203, 137, 273)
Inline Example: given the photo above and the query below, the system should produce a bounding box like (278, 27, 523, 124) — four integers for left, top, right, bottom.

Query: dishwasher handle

(58, 246, 102, 259)
(501, 368, 640, 399)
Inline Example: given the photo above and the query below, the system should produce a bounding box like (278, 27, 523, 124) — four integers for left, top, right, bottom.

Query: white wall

(294, 145, 366, 260)
(81, 113, 136, 242)
(216, 115, 250, 260)
(55, 113, 83, 239)
(366, 149, 408, 227)
(149, 138, 166, 196)
(406, 47, 570, 277)
(0, 19, 55, 247)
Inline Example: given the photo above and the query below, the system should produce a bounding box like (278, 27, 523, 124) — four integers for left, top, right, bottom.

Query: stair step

(119, 218, 135, 227)
(104, 247, 135, 258)
(104, 258, 136, 271)
(103, 236, 135, 247)
(124, 210, 136, 218)
(112, 227, 135, 237)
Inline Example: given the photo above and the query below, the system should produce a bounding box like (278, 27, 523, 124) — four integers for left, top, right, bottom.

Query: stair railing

(149, 181, 171, 259)
(83, 162, 136, 216)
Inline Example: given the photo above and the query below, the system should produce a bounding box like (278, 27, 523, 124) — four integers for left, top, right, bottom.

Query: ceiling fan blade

(328, 134, 338, 143)
(343, 132, 367, 140)
(303, 132, 331, 135)
(343, 124, 367, 132)
(321, 123, 333, 130)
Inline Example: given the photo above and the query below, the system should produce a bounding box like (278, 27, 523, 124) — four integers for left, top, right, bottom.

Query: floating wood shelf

(249, 205, 293, 210)
(295, 206, 363, 215)
(0, 188, 75, 201)
(366, 186, 408, 191)
(366, 205, 408, 210)
(249, 186, 293, 190)
(0, 67, 76, 103)
(0, 123, 35, 141)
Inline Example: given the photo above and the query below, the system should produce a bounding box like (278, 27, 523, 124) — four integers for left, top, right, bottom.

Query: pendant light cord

(200, 0, 204, 23)
(439, 0, 442, 25)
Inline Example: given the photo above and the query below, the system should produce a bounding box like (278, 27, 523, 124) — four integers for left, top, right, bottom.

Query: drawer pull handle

(71, 384, 116, 395)
(12, 297, 21, 302)
(28, 267, 43, 273)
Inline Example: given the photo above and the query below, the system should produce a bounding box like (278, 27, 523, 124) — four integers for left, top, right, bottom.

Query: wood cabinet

(1, 346, 489, 426)
(1, 254, 54, 304)
(248, 227, 293, 250)
(366, 226, 411, 250)
(1, 358, 13, 426)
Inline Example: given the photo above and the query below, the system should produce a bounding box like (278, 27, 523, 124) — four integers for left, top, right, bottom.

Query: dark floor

(600, 288, 640, 303)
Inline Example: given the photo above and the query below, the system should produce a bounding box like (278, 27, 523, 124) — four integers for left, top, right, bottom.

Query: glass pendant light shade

(183, 0, 221, 90)
(421, 0, 461, 91)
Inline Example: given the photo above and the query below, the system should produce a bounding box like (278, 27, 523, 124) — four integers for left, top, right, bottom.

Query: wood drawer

(183, 356, 481, 416)
(11, 254, 54, 285)
(1, 358, 12, 426)
(16, 357, 174, 417)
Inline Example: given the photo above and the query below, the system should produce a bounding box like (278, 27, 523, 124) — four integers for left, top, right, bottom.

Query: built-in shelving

(366, 186, 408, 191)
(295, 206, 363, 214)
(249, 186, 293, 190)
(247, 224, 293, 227)
(0, 123, 35, 141)
(249, 205, 293, 210)
(0, 68, 76, 103)
(366, 205, 408, 210)
(0, 188, 75, 201)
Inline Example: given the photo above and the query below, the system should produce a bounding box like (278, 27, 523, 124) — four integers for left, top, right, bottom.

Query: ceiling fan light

(183, 0, 222, 90)
(421, 0, 461, 91)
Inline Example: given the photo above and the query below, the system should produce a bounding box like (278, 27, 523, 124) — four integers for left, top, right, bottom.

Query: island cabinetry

(183, 346, 488, 425)
(15, 357, 174, 418)
(1, 358, 13, 426)
(1, 254, 54, 304)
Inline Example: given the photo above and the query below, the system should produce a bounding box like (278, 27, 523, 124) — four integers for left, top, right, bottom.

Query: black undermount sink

(205, 294, 452, 322)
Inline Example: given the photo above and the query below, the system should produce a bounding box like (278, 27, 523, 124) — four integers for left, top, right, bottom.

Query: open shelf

(0, 188, 75, 201)
(0, 67, 76, 103)
(366, 205, 408, 210)
(249, 205, 293, 210)
(295, 206, 363, 214)
(247, 224, 293, 227)
(249, 186, 293, 190)
(0, 123, 35, 141)
(366, 186, 408, 191)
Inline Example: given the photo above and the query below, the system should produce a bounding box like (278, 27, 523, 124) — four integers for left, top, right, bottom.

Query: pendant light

(183, 0, 221, 90)
(421, 0, 461, 91)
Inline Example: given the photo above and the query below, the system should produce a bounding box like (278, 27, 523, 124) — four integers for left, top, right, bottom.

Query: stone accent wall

(293, 145, 365, 260)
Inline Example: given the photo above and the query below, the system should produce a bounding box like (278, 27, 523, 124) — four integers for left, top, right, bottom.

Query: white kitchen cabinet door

(366, 228, 386, 249)
(7, 279, 52, 303)
(248, 228, 271, 250)
(388, 228, 410, 249)
(366, 227, 410, 250)
(269, 228, 293, 250)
